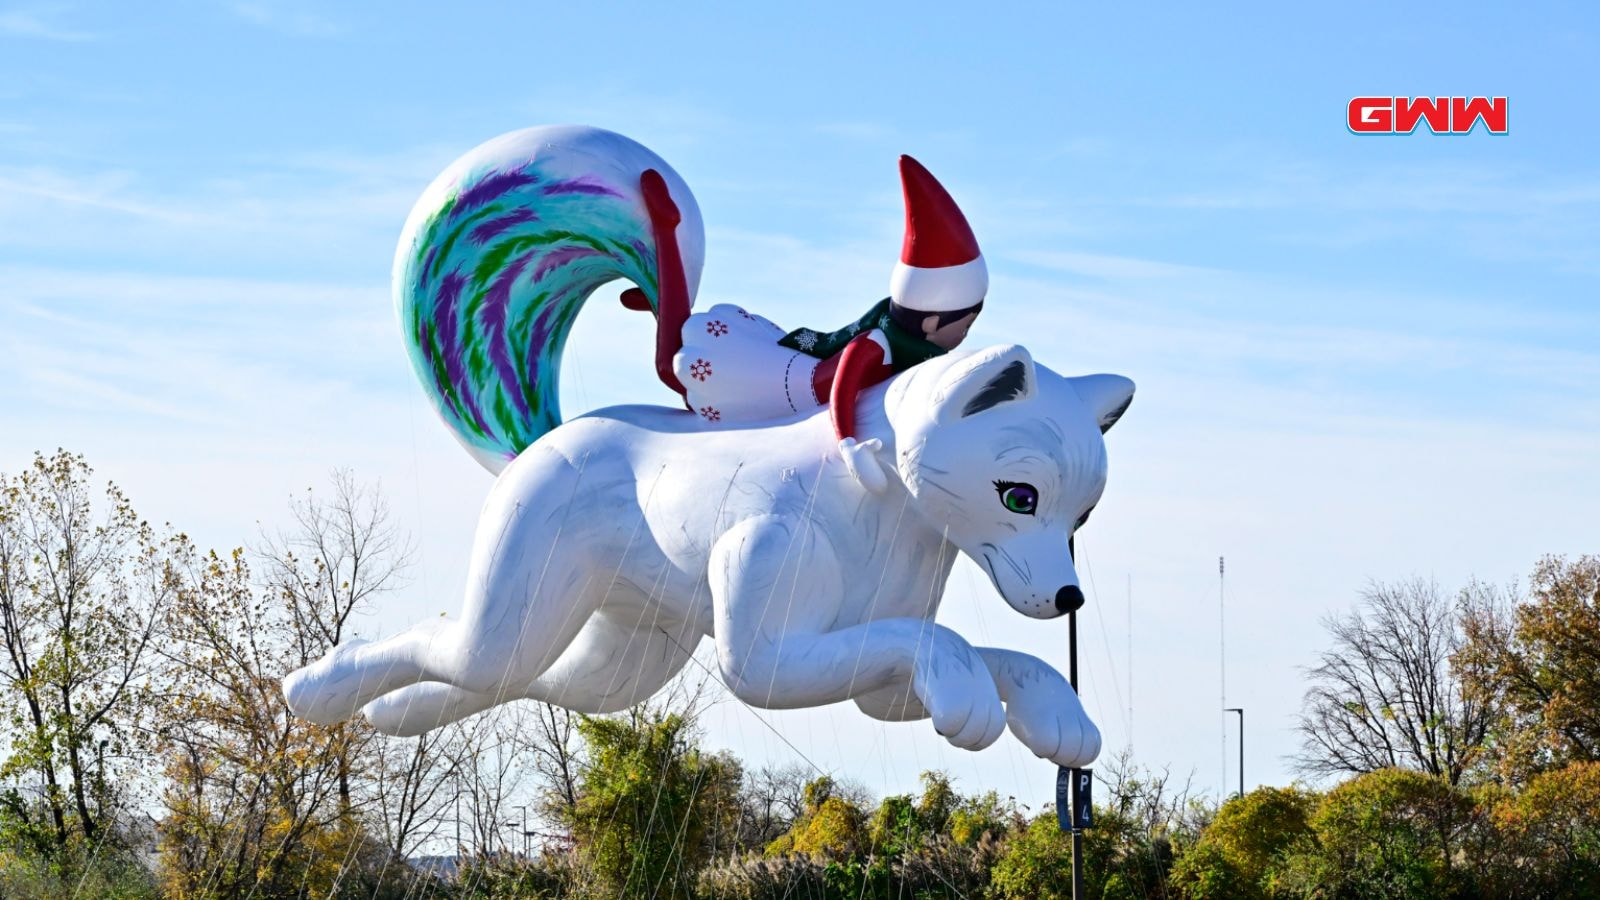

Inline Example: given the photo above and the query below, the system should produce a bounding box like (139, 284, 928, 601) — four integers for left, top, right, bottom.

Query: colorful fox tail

(394, 125, 704, 473)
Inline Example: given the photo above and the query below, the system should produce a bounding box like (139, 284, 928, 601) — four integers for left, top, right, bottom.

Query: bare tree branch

(1293, 578, 1493, 785)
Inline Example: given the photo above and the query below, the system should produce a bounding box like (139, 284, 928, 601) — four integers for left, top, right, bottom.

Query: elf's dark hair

(888, 298, 985, 334)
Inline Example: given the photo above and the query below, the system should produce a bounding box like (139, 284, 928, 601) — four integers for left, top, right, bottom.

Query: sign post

(1055, 602, 1089, 899)
(1056, 767, 1093, 831)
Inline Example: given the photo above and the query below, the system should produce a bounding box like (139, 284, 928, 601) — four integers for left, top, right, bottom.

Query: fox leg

(976, 647, 1100, 767)
(360, 681, 501, 737)
(282, 447, 608, 725)
(711, 515, 1006, 752)
(361, 608, 701, 736)
(853, 681, 928, 722)
(850, 647, 1099, 767)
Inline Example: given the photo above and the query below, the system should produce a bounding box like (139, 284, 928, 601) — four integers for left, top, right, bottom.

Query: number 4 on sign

(1057, 767, 1094, 831)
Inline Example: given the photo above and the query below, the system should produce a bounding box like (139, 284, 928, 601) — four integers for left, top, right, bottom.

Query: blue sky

(3, 0, 1598, 814)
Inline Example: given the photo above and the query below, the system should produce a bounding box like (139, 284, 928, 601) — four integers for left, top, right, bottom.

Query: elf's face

(923, 310, 980, 350)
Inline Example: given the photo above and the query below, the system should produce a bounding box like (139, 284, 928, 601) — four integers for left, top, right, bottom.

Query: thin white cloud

(0, 268, 396, 438)
(1006, 249, 1217, 280)
(0, 6, 96, 41)
(0, 158, 426, 276)
(0, 169, 204, 222)
(230, 2, 343, 39)
(1147, 162, 1600, 216)
(1124, 157, 1600, 271)
(815, 121, 896, 142)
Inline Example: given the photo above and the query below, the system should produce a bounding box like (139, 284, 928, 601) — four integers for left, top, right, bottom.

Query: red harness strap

(814, 334, 894, 442)
(639, 169, 690, 398)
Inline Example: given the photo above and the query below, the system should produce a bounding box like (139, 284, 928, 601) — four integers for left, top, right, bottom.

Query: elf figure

(622, 156, 986, 490)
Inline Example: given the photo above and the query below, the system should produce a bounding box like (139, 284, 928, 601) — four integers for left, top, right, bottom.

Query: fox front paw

(915, 650, 1006, 752)
(1002, 664, 1101, 768)
(838, 437, 890, 494)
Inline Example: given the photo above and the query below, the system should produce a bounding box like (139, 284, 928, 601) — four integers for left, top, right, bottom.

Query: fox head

(886, 345, 1134, 619)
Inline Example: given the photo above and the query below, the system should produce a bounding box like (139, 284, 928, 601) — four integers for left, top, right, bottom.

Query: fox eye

(1075, 506, 1095, 530)
(994, 481, 1038, 516)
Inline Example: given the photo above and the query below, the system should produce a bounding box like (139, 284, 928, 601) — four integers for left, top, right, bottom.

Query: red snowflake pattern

(706, 320, 729, 336)
(689, 358, 713, 381)
(699, 406, 721, 422)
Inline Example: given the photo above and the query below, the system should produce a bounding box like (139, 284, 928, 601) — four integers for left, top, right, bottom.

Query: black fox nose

(1055, 585, 1085, 614)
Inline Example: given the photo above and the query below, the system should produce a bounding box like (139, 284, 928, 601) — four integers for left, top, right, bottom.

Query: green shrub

(789, 797, 870, 858)
(564, 711, 742, 899)
(1276, 769, 1477, 900)
(988, 814, 1075, 900)
(1484, 761, 1600, 898)
(947, 790, 1017, 846)
(1169, 786, 1316, 899)
(1169, 840, 1251, 900)
(0, 839, 158, 900)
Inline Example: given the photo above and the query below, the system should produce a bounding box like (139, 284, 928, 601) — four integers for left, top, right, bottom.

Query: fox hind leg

(360, 608, 702, 735)
(281, 447, 611, 725)
(361, 680, 501, 737)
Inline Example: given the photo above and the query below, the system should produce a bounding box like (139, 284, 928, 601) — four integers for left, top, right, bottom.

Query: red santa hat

(889, 155, 988, 313)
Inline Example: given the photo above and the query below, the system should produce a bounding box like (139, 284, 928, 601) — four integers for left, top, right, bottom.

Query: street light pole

(1225, 707, 1244, 798)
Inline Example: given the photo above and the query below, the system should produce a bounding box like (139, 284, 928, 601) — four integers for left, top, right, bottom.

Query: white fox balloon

(281, 126, 1134, 768)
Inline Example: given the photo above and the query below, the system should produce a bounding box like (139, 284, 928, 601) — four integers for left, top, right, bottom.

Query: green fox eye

(994, 481, 1038, 516)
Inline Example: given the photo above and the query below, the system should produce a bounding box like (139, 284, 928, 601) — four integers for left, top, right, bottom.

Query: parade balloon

(283, 125, 1132, 769)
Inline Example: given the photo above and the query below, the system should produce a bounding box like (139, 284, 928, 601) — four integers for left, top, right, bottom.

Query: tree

(736, 762, 812, 851)
(1458, 556, 1600, 781)
(1170, 842, 1252, 900)
(1294, 579, 1493, 785)
(790, 795, 868, 860)
(522, 701, 583, 834)
(946, 788, 1019, 846)
(448, 705, 538, 857)
(563, 703, 742, 899)
(988, 814, 1075, 900)
(991, 756, 1202, 900)
(1168, 787, 1315, 900)
(1485, 761, 1600, 897)
(258, 472, 410, 818)
(1090, 748, 1208, 899)
(766, 772, 874, 858)
(259, 473, 411, 668)
(153, 548, 374, 898)
(1276, 768, 1479, 900)
(860, 771, 963, 856)
(152, 474, 415, 898)
(0, 450, 180, 853)
(368, 720, 461, 861)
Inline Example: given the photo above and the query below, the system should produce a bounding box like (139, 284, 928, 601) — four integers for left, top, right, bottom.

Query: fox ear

(1069, 374, 1136, 433)
(932, 344, 1037, 424)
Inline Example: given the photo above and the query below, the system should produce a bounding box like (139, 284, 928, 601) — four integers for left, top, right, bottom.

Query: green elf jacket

(776, 298, 947, 372)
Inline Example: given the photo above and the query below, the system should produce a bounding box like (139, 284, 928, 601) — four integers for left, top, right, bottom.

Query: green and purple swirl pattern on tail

(395, 126, 703, 473)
